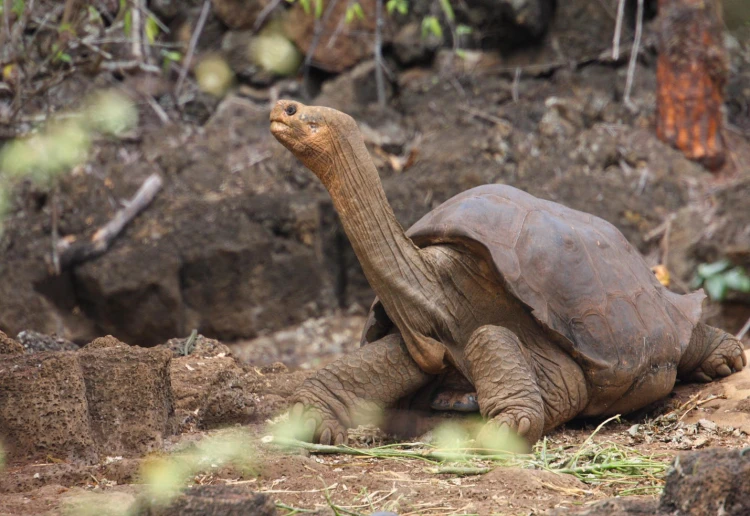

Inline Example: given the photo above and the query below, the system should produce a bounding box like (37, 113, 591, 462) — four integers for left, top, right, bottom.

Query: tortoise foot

(476, 408, 543, 450)
(688, 335, 746, 383)
(288, 401, 347, 445)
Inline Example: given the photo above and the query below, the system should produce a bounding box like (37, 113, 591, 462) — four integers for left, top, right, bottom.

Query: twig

(98, 60, 160, 73)
(612, 0, 626, 60)
(130, 0, 143, 61)
(183, 329, 198, 356)
(374, 0, 385, 107)
(253, 0, 283, 33)
(302, 0, 341, 98)
(175, 0, 211, 98)
(426, 465, 492, 475)
(56, 173, 163, 269)
(623, 0, 643, 110)
(512, 67, 521, 102)
(737, 316, 750, 341)
(458, 105, 508, 126)
(50, 185, 60, 275)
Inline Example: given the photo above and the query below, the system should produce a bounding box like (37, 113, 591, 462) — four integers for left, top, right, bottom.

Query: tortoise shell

(362, 185, 705, 405)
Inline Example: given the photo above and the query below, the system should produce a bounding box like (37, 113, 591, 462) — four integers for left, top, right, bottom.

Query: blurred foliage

(62, 429, 257, 515)
(0, 90, 137, 229)
(195, 54, 235, 97)
(692, 260, 750, 301)
(250, 21, 303, 77)
(140, 429, 256, 506)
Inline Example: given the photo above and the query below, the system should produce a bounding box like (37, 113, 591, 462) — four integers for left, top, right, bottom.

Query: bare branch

(130, 0, 143, 61)
(175, 0, 211, 98)
(612, 0, 626, 60)
(57, 173, 163, 269)
(623, 0, 643, 110)
(374, 0, 385, 108)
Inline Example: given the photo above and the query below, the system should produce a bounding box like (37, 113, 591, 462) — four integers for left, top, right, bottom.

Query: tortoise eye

(285, 104, 297, 116)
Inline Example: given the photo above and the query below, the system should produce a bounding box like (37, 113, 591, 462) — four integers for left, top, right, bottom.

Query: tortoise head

(270, 100, 359, 182)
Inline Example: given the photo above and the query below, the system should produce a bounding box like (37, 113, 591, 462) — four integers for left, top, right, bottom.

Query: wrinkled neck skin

(313, 121, 446, 368)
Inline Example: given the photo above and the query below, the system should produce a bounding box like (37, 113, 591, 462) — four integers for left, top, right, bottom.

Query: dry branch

(56, 173, 163, 269)
(656, 0, 728, 171)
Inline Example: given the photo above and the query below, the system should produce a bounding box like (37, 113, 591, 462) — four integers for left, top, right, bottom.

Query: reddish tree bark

(656, 0, 728, 171)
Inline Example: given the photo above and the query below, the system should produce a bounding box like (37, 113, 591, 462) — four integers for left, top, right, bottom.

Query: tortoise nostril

(285, 104, 297, 116)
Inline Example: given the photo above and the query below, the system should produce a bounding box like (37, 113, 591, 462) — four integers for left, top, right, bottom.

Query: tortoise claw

(689, 335, 745, 383)
(288, 400, 348, 445)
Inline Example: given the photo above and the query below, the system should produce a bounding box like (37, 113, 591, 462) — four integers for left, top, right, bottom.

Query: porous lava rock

(78, 338, 175, 457)
(0, 331, 23, 355)
(0, 352, 97, 465)
(660, 447, 750, 516)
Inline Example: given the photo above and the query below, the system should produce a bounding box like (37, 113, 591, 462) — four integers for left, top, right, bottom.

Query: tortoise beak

(270, 101, 289, 135)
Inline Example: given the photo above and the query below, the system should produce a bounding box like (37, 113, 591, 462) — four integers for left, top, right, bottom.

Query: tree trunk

(656, 0, 728, 171)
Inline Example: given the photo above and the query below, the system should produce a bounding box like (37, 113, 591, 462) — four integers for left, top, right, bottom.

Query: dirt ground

(1, 1, 750, 515)
(1, 344, 749, 516)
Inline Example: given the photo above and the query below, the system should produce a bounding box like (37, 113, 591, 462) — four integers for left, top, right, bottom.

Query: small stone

(0, 330, 23, 355)
(697, 419, 718, 432)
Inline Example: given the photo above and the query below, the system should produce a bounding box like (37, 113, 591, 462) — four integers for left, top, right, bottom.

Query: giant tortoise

(269, 100, 746, 445)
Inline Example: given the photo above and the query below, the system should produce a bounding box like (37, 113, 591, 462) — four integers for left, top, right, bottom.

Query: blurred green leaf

(697, 259, 731, 279)
(145, 15, 160, 44)
(85, 90, 138, 135)
(422, 15, 443, 40)
(345, 2, 365, 23)
(123, 8, 132, 36)
(298, 0, 311, 14)
(438, 0, 454, 22)
(314, 0, 323, 18)
(704, 274, 728, 301)
(456, 24, 472, 35)
(386, 0, 408, 15)
(723, 267, 750, 293)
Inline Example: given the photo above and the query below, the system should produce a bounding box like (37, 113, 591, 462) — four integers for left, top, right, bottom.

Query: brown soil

(1, 1, 750, 515)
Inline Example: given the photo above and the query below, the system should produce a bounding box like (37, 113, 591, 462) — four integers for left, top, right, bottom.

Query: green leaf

(723, 267, 750, 293)
(697, 259, 731, 279)
(438, 0, 454, 22)
(123, 8, 132, 37)
(386, 0, 408, 15)
(12, 0, 25, 17)
(454, 48, 467, 59)
(162, 50, 182, 62)
(456, 24, 472, 36)
(704, 274, 728, 301)
(422, 15, 442, 40)
(145, 15, 160, 44)
(313, 0, 323, 19)
(298, 0, 310, 14)
(345, 2, 364, 23)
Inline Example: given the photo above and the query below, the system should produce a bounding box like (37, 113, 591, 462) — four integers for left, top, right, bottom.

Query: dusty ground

(1, 1, 750, 515)
(1, 326, 749, 516)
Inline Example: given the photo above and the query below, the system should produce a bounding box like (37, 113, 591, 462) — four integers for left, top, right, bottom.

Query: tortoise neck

(322, 129, 436, 323)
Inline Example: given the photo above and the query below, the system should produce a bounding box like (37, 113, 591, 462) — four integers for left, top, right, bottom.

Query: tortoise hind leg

(465, 325, 546, 444)
(678, 323, 746, 383)
(289, 333, 432, 444)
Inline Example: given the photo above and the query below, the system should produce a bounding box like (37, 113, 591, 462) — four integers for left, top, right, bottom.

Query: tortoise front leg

(466, 325, 546, 444)
(289, 333, 432, 444)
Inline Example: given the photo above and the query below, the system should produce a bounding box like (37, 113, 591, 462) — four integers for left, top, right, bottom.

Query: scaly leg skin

(289, 333, 432, 444)
(465, 325, 545, 446)
(678, 323, 746, 383)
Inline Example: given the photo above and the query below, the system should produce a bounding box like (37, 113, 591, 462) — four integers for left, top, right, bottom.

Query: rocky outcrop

(0, 336, 174, 465)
